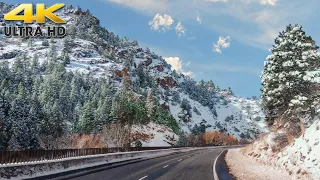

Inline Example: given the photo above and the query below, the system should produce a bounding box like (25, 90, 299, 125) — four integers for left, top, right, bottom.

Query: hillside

(0, 3, 266, 148)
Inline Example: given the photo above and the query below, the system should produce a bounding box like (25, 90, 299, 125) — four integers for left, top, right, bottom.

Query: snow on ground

(168, 91, 267, 139)
(132, 123, 178, 147)
(226, 148, 301, 180)
(276, 119, 320, 179)
(243, 119, 320, 179)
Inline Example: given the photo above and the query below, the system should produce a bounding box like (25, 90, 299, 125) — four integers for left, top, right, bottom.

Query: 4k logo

(4, 4, 66, 24)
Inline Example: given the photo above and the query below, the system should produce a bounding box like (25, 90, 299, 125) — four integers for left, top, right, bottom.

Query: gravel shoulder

(225, 148, 293, 180)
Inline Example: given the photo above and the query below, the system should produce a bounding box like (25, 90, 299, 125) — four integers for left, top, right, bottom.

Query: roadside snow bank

(243, 119, 320, 179)
(276, 120, 320, 179)
(226, 149, 294, 180)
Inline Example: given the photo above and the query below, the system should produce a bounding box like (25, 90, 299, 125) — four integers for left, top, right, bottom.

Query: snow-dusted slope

(132, 123, 178, 147)
(169, 91, 266, 139)
(276, 119, 320, 179)
(244, 119, 320, 179)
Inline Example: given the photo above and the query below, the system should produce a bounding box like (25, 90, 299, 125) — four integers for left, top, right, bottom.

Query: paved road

(67, 147, 233, 180)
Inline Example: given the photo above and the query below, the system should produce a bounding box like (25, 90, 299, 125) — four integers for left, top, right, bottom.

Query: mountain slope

(0, 3, 267, 147)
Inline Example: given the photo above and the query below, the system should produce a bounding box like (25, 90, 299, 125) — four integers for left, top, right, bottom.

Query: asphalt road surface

(67, 147, 234, 180)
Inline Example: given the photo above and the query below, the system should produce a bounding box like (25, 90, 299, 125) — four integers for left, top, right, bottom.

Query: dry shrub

(188, 135, 205, 146)
(38, 134, 73, 150)
(101, 123, 131, 147)
(283, 119, 303, 138)
(70, 134, 105, 148)
(239, 138, 252, 145)
(131, 131, 154, 143)
(38, 134, 106, 149)
(202, 131, 238, 146)
(241, 132, 270, 155)
(271, 133, 289, 152)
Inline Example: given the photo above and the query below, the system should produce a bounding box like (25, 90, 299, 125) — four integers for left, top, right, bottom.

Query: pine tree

(95, 90, 112, 131)
(261, 24, 320, 126)
(70, 74, 81, 112)
(59, 80, 71, 120)
(63, 53, 71, 65)
(228, 87, 233, 95)
(78, 101, 94, 133)
(41, 101, 63, 138)
(146, 91, 154, 118)
(72, 102, 82, 132)
(42, 39, 49, 46)
(216, 85, 220, 92)
(28, 92, 42, 149)
(27, 38, 34, 47)
(62, 38, 71, 56)
(12, 55, 24, 82)
(8, 83, 34, 150)
(49, 40, 57, 62)
(68, 25, 77, 39)
(31, 54, 40, 75)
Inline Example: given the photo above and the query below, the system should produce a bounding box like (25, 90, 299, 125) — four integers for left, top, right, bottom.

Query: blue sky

(4, 0, 320, 97)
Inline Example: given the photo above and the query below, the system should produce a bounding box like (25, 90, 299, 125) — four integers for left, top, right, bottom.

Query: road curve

(64, 147, 234, 180)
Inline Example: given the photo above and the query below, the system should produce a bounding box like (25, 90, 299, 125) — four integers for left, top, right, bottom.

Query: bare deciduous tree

(38, 134, 73, 150)
(101, 123, 131, 147)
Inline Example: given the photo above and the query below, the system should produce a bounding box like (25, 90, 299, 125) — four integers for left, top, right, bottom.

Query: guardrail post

(1, 151, 4, 164)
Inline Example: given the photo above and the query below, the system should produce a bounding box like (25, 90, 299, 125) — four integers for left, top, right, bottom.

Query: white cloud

(105, 0, 167, 13)
(183, 71, 193, 77)
(260, 0, 278, 6)
(175, 21, 186, 37)
(213, 36, 231, 53)
(238, 0, 278, 6)
(187, 36, 196, 40)
(205, 0, 228, 2)
(106, 0, 318, 50)
(164, 57, 193, 76)
(149, 13, 174, 31)
(196, 11, 202, 24)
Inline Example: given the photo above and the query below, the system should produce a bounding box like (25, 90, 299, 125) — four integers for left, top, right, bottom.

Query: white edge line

(213, 150, 226, 180)
(138, 175, 148, 180)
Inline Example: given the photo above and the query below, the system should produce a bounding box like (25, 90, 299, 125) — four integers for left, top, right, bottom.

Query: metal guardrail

(0, 146, 196, 165)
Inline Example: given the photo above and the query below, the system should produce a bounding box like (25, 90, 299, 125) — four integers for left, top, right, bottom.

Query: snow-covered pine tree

(31, 54, 40, 75)
(59, 80, 71, 121)
(78, 100, 94, 133)
(8, 83, 33, 150)
(261, 24, 320, 127)
(146, 91, 154, 118)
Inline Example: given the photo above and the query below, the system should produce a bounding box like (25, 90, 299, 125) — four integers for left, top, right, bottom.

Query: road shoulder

(225, 148, 293, 180)
(214, 150, 235, 180)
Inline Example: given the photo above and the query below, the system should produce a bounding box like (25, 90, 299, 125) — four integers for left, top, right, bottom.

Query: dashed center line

(178, 159, 182, 162)
(138, 175, 148, 180)
(163, 165, 169, 168)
